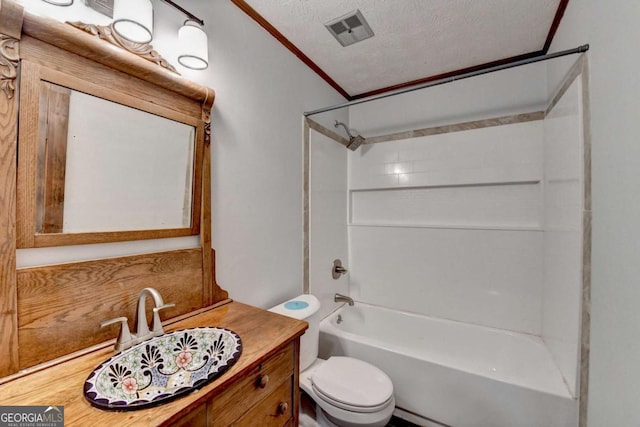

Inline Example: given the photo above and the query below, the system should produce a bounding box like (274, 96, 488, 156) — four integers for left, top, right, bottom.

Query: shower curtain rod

(304, 44, 590, 117)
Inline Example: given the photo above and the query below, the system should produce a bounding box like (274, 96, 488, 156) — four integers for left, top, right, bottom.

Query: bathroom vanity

(0, 301, 307, 426)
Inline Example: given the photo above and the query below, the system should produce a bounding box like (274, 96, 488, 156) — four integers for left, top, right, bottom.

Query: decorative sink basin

(84, 327, 242, 410)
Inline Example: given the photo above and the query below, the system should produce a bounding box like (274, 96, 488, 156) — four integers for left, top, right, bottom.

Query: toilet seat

(311, 357, 394, 413)
(312, 383, 393, 413)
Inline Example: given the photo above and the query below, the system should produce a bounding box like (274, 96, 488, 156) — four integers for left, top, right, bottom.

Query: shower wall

(542, 74, 586, 397)
(347, 121, 545, 334)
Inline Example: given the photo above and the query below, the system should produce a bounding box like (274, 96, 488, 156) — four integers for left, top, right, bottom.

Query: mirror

(37, 83, 195, 234)
(17, 61, 204, 248)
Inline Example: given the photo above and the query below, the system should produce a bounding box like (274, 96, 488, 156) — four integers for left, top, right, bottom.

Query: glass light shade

(178, 21, 209, 70)
(113, 0, 153, 44)
(42, 0, 73, 5)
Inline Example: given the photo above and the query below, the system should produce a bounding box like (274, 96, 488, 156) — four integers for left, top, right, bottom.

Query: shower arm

(334, 120, 354, 139)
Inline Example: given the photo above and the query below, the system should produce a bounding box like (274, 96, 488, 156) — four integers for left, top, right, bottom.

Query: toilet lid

(311, 357, 393, 410)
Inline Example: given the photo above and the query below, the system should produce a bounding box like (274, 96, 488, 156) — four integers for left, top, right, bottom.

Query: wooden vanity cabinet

(0, 302, 307, 427)
(166, 343, 297, 427)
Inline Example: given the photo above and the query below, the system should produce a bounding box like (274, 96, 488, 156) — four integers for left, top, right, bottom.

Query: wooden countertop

(0, 301, 307, 426)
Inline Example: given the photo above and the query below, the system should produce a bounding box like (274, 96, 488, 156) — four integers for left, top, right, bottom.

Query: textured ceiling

(235, 0, 564, 99)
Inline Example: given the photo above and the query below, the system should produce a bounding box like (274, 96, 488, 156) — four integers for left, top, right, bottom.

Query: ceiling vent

(325, 10, 374, 47)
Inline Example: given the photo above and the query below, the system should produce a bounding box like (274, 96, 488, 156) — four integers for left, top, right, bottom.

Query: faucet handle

(151, 303, 175, 335)
(332, 259, 348, 279)
(101, 317, 133, 352)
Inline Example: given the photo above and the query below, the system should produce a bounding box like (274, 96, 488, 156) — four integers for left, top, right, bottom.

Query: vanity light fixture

(41, 0, 74, 5)
(86, 0, 208, 70)
(160, 0, 209, 70)
(113, 0, 153, 44)
(178, 20, 209, 70)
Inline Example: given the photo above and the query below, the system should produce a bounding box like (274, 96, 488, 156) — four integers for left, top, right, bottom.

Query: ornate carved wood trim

(0, 35, 19, 98)
(204, 121, 211, 146)
(67, 21, 178, 74)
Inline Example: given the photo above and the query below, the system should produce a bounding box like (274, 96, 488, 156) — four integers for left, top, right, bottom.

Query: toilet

(270, 294, 395, 427)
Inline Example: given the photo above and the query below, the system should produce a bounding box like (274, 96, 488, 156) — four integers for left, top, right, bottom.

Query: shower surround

(305, 56, 589, 426)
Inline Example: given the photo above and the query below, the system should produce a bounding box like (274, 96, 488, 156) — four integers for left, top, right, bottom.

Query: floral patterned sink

(84, 327, 242, 410)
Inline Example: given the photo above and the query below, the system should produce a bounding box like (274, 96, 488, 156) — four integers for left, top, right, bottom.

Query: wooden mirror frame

(14, 19, 212, 248)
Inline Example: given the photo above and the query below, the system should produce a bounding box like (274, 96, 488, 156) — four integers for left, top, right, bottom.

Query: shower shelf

(347, 222, 543, 232)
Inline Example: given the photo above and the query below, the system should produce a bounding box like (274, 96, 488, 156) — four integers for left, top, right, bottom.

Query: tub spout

(334, 293, 354, 306)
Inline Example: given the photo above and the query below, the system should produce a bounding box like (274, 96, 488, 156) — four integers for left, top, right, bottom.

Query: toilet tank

(269, 294, 320, 371)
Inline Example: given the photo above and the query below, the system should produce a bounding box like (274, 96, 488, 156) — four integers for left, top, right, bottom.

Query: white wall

(542, 76, 584, 398)
(308, 129, 348, 320)
(549, 1, 640, 425)
(198, 1, 344, 308)
(15, 1, 345, 309)
(346, 122, 545, 333)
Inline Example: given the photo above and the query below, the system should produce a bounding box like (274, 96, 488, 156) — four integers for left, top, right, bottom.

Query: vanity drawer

(232, 378, 292, 427)
(210, 343, 294, 425)
(168, 402, 207, 427)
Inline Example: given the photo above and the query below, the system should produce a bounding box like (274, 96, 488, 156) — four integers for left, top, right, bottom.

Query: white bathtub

(319, 303, 578, 427)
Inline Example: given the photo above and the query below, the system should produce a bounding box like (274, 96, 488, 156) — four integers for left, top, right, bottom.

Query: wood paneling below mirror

(17, 249, 206, 369)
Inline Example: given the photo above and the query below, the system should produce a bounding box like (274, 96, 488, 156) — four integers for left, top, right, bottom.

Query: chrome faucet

(135, 288, 175, 339)
(101, 287, 175, 352)
(334, 293, 354, 306)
